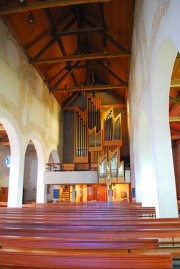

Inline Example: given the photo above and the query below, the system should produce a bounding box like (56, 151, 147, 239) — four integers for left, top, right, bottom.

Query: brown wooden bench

(0, 235, 159, 252)
(0, 250, 173, 268)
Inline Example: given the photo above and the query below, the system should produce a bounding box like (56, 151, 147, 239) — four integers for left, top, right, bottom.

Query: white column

(8, 153, 24, 207)
(72, 185, 76, 202)
(108, 185, 113, 202)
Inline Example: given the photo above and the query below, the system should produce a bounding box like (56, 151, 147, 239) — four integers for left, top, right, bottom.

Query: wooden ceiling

(0, 0, 134, 107)
(0, 0, 179, 145)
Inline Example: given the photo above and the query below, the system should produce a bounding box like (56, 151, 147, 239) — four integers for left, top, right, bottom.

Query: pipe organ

(74, 94, 124, 183)
(88, 96, 102, 151)
(74, 107, 88, 163)
(103, 108, 122, 146)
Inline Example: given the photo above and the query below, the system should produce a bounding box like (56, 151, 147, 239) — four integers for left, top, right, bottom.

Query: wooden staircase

(60, 186, 70, 201)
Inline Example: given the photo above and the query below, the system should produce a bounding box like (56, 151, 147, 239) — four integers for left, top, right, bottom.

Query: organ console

(74, 94, 124, 183)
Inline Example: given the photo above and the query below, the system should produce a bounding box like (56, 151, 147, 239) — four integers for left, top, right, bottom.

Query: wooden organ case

(74, 95, 124, 184)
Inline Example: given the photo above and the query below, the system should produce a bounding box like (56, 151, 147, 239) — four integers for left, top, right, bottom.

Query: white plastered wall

(129, 0, 180, 216)
(0, 19, 61, 207)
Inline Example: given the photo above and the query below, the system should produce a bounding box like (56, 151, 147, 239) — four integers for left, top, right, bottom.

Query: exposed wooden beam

(51, 83, 128, 92)
(96, 59, 125, 84)
(63, 103, 126, 110)
(84, 17, 128, 53)
(0, 141, 9, 146)
(0, 0, 110, 15)
(52, 27, 107, 37)
(33, 16, 76, 60)
(171, 79, 180, 88)
(169, 96, 180, 104)
(171, 135, 180, 140)
(169, 116, 180, 122)
(30, 51, 130, 64)
(52, 61, 81, 88)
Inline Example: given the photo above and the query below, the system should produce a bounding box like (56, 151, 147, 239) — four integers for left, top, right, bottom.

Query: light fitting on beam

(27, 12, 35, 24)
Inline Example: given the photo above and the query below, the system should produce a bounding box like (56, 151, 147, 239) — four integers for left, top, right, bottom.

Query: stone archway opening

(46, 150, 60, 203)
(23, 140, 37, 205)
(0, 123, 10, 205)
(0, 116, 21, 207)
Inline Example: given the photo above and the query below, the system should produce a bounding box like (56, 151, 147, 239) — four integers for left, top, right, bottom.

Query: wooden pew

(0, 236, 159, 252)
(0, 250, 173, 268)
(0, 202, 175, 268)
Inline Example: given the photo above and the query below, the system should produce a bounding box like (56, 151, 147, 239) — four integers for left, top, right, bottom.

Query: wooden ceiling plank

(170, 126, 180, 133)
(84, 17, 128, 53)
(52, 61, 81, 88)
(25, 29, 50, 51)
(106, 90, 125, 104)
(63, 92, 81, 107)
(33, 16, 76, 60)
(50, 83, 127, 92)
(48, 65, 67, 84)
(25, 9, 74, 50)
(30, 51, 130, 64)
(95, 59, 126, 84)
(0, 0, 111, 15)
(105, 32, 129, 53)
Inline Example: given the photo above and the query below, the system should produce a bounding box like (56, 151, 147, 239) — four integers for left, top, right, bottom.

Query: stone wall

(0, 18, 61, 154)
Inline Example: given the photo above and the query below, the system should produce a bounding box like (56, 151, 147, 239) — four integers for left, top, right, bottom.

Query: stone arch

(24, 134, 46, 203)
(151, 39, 178, 217)
(23, 140, 38, 204)
(46, 149, 60, 202)
(0, 110, 22, 207)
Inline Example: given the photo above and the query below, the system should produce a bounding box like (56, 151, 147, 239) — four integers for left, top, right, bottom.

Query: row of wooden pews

(0, 201, 177, 268)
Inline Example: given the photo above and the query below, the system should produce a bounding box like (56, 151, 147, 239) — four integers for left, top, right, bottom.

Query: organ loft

(46, 94, 131, 203)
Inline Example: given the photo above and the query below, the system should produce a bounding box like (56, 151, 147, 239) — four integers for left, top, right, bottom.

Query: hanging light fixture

(18, 0, 25, 4)
(27, 12, 35, 24)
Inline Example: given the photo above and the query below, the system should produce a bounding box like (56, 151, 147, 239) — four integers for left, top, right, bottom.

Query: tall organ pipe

(76, 112, 78, 156)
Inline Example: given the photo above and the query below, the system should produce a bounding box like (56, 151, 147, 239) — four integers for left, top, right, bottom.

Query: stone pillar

(108, 185, 113, 202)
(72, 185, 76, 202)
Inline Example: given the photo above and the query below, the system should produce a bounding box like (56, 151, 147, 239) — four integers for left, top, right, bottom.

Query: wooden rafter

(169, 116, 180, 122)
(171, 135, 180, 140)
(50, 83, 127, 92)
(30, 51, 130, 64)
(52, 26, 107, 37)
(52, 61, 81, 88)
(84, 17, 128, 53)
(32, 16, 76, 60)
(45, 10, 78, 87)
(0, 0, 110, 15)
(95, 59, 126, 84)
(25, 11, 74, 50)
